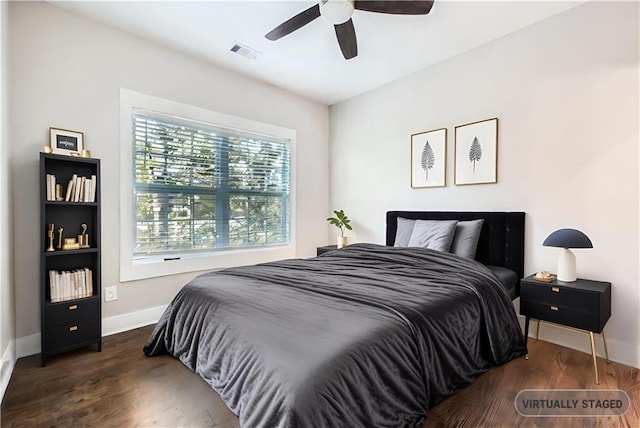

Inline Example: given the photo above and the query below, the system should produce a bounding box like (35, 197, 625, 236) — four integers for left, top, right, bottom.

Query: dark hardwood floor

(2, 325, 638, 427)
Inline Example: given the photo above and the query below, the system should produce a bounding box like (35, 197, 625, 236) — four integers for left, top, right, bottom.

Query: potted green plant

(327, 209, 352, 248)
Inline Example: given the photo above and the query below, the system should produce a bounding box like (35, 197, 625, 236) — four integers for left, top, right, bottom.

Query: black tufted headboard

(386, 211, 525, 294)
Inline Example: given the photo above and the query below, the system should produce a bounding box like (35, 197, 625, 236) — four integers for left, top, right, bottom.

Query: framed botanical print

(411, 127, 447, 188)
(454, 118, 498, 185)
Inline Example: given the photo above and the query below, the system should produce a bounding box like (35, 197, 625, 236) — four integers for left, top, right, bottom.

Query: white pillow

(407, 220, 458, 252)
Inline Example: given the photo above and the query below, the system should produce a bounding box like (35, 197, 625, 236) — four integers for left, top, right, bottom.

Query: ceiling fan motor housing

(320, 0, 355, 25)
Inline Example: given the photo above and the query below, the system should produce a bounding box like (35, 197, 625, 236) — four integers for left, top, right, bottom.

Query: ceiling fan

(265, 0, 435, 60)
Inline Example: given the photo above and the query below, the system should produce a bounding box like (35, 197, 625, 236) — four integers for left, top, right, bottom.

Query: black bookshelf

(40, 153, 102, 366)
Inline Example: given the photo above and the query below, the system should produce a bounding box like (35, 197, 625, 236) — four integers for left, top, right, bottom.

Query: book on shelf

(65, 174, 77, 201)
(49, 268, 93, 303)
(84, 177, 90, 203)
(90, 175, 97, 202)
(80, 176, 87, 202)
(46, 174, 57, 201)
(74, 175, 82, 202)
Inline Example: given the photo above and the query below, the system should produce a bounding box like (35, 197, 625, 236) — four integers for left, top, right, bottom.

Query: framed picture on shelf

(49, 127, 84, 156)
(454, 118, 498, 185)
(411, 127, 447, 188)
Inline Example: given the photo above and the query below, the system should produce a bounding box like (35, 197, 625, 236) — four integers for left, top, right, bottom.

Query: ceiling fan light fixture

(265, 0, 435, 60)
(320, 0, 355, 25)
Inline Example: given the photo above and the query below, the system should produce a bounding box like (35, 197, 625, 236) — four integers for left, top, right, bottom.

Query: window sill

(120, 244, 296, 282)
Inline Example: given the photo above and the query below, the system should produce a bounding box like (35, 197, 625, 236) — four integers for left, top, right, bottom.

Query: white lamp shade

(557, 248, 577, 282)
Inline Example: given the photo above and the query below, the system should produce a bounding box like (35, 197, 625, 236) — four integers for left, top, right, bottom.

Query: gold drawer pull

(69, 325, 78, 332)
(550, 306, 559, 311)
(68, 305, 78, 310)
(551, 287, 560, 293)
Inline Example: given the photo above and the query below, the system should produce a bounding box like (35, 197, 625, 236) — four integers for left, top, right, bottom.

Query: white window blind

(132, 109, 291, 258)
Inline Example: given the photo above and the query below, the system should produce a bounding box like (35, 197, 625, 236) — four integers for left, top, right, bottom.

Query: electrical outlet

(104, 285, 118, 302)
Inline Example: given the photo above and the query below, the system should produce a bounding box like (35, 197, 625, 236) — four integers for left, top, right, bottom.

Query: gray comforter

(144, 243, 526, 427)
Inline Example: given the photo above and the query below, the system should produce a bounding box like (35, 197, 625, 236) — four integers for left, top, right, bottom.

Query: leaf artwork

(420, 141, 435, 180)
(468, 136, 482, 172)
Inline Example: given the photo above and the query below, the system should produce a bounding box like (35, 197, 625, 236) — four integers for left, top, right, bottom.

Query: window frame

(119, 89, 296, 282)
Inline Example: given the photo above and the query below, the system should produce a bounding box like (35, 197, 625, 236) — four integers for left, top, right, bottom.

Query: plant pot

(337, 236, 348, 249)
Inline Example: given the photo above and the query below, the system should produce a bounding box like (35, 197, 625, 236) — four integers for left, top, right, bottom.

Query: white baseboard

(16, 333, 40, 359)
(102, 304, 167, 337)
(16, 304, 168, 358)
(517, 315, 640, 369)
(1, 339, 16, 402)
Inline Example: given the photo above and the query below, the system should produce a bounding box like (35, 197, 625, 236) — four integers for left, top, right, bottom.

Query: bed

(144, 211, 527, 427)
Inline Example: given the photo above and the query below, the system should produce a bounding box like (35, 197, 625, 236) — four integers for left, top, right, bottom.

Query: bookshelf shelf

(40, 153, 102, 366)
(45, 201, 99, 207)
(44, 248, 99, 257)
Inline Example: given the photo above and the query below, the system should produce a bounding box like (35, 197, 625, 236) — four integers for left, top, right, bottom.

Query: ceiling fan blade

(334, 18, 358, 60)
(354, 0, 434, 15)
(265, 4, 321, 41)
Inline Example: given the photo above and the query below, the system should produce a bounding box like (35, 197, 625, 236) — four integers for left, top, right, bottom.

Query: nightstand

(316, 245, 338, 256)
(520, 275, 611, 384)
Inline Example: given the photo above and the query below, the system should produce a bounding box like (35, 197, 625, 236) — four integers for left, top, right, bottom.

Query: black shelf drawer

(520, 282, 603, 312)
(520, 300, 605, 332)
(45, 319, 100, 351)
(45, 297, 100, 328)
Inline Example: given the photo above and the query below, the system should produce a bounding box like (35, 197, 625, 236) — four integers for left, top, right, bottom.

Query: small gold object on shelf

(46, 224, 55, 252)
(80, 149, 91, 158)
(78, 223, 89, 248)
(57, 227, 64, 249)
(43, 146, 53, 154)
(62, 237, 80, 250)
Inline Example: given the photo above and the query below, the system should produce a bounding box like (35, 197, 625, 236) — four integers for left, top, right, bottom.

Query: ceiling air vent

(230, 42, 261, 60)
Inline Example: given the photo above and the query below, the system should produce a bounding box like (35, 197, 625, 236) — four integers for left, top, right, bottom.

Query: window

(120, 89, 296, 281)
(133, 111, 290, 257)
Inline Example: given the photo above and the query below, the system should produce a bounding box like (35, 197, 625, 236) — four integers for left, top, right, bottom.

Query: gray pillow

(407, 220, 458, 252)
(450, 219, 484, 259)
(394, 217, 416, 247)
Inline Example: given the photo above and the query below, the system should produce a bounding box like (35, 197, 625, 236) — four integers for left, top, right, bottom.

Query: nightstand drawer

(520, 300, 605, 332)
(521, 282, 601, 311)
(45, 319, 100, 351)
(45, 297, 99, 328)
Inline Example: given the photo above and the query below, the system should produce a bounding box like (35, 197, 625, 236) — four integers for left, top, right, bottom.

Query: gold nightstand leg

(535, 320, 540, 340)
(601, 328, 610, 364)
(589, 332, 599, 385)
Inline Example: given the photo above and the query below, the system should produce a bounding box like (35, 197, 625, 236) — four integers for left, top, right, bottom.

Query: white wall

(1, 0, 16, 399)
(329, 2, 639, 367)
(9, 2, 329, 345)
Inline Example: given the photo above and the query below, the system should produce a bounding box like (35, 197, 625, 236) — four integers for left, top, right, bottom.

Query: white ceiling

(50, 1, 584, 105)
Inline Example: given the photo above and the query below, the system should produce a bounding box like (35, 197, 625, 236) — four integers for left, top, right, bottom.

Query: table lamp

(543, 228, 593, 282)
